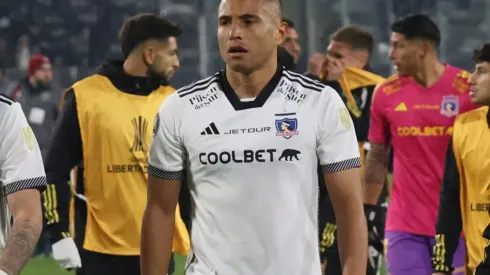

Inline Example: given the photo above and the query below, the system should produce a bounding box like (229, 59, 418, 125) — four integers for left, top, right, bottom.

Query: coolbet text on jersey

(369, 64, 475, 236)
(149, 67, 361, 275)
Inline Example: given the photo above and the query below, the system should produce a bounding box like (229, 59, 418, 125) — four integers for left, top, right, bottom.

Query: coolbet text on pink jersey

(368, 64, 477, 236)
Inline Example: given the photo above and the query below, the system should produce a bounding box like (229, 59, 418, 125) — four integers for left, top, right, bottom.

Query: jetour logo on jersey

(440, 96, 459, 118)
(198, 149, 301, 165)
(275, 113, 299, 139)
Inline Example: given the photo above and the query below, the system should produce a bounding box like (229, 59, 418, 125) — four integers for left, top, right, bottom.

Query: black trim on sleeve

(148, 165, 183, 180)
(0, 94, 13, 105)
(44, 88, 83, 243)
(321, 157, 361, 173)
(432, 138, 462, 274)
(4, 176, 47, 195)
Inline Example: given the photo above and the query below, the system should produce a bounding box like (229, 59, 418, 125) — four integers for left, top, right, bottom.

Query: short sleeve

(0, 102, 47, 195)
(368, 85, 390, 144)
(317, 87, 361, 173)
(148, 94, 185, 180)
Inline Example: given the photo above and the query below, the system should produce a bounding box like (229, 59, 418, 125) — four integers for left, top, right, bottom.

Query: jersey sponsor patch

(198, 148, 301, 165)
(21, 126, 36, 151)
(440, 95, 459, 118)
(338, 107, 352, 131)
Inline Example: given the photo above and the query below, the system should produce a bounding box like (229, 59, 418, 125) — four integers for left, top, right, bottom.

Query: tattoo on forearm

(0, 219, 41, 275)
(364, 143, 389, 185)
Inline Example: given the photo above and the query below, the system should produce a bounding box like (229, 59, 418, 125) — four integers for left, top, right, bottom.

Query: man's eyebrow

(239, 14, 261, 21)
(218, 15, 231, 21)
(218, 14, 262, 23)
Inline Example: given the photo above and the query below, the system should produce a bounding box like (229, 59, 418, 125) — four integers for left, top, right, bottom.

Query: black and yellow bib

(73, 75, 173, 255)
(453, 106, 490, 270)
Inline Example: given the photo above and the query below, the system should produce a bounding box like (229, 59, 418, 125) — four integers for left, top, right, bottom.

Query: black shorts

(318, 186, 387, 274)
(76, 250, 175, 275)
(319, 229, 383, 275)
(73, 196, 175, 275)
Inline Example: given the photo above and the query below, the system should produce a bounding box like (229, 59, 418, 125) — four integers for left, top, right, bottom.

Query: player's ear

(421, 41, 432, 58)
(276, 21, 287, 45)
(142, 44, 155, 65)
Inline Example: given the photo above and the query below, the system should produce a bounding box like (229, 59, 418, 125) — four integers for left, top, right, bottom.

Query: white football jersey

(0, 95, 46, 252)
(149, 68, 361, 275)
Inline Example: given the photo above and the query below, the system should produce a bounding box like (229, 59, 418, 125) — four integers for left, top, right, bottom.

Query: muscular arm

(0, 189, 43, 275)
(316, 86, 367, 274)
(324, 167, 367, 274)
(0, 100, 46, 275)
(363, 142, 389, 205)
(140, 175, 181, 275)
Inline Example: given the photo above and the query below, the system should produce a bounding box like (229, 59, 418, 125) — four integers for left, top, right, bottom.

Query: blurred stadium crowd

(1, 0, 489, 90)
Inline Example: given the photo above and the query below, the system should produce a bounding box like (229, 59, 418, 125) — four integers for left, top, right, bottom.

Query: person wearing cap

(42, 13, 189, 275)
(4, 54, 59, 159)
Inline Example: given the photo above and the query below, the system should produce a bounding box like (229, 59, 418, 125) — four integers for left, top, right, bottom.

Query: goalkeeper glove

(364, 204, 386, 254)
(52, 237, 82, 269)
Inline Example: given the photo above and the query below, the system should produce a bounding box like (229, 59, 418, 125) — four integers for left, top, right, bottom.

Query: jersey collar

(218, 66, 283, 111)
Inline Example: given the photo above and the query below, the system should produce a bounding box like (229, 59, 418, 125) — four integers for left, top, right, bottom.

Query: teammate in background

(141, 0, 367, 274)
(43, 13, 189, 275)
(363, 14, 476, 275)
(280, 17, 301, 64)
(432, 44, 490, 275)
(0, 95, 46, 275)
(313, 25, 387, 275)
(277, 18, 300, 71)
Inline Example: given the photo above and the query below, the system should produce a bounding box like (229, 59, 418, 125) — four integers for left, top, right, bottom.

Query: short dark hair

(282, 17, 295, 28)
(473, 44, 490, 63)
(119, 13, 182, 59)
(330, 25, 373, 54)
(391, 14, 440, 48)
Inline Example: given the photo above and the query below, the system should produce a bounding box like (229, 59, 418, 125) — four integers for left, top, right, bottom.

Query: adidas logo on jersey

(201, 123, 220, 135)
(395, 102, 408, 111)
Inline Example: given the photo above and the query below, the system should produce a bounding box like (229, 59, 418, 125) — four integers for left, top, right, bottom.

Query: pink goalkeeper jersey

(369, 64, 477, 236)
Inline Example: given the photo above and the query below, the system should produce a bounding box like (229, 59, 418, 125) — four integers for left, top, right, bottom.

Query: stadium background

(0, 0, 487, 274)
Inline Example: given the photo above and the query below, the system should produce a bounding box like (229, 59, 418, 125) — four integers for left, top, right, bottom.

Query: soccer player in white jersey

(140, 0, 368, 274)
(0, 94, 46, 275)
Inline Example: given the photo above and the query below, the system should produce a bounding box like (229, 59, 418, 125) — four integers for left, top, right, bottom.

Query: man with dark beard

(43, 13, 189, 275)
